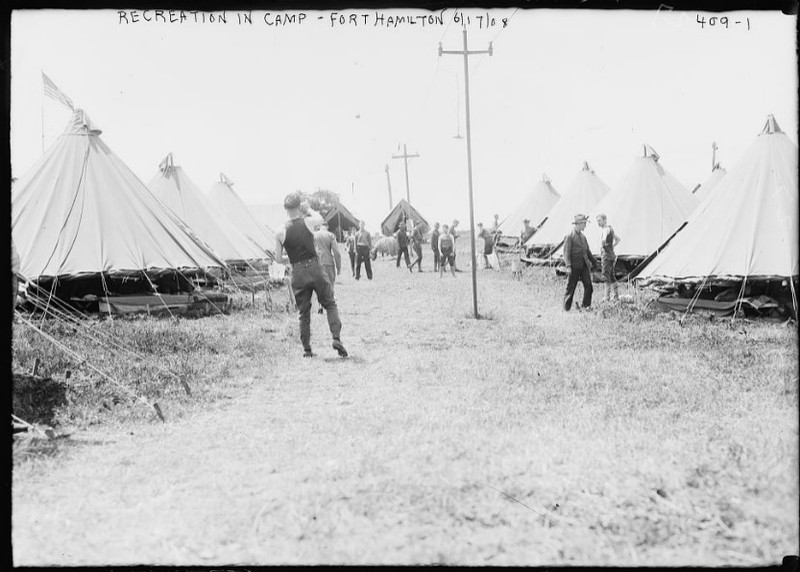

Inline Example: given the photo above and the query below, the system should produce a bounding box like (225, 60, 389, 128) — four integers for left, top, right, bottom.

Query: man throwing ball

(275, 192, 348, 358)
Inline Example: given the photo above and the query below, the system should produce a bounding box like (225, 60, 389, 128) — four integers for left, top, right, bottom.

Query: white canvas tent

(555, 145, 697, 267)
(499, 174, 560, 239)
(249, 203, 289, 236)
(12, 109, 227, 282)
(207, 174, 276, 254)
(524, 162, 611, 256)
(636, 116, 798, 288)
(148, 154, 270, 264)
(692, 164, 727, 203)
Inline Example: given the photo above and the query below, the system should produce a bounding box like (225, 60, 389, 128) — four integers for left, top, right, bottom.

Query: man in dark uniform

(430, 222, 441, 272)
(394, 218, 411, 271)
(275, 192, 348, 358)
(562, 213, 597, 311)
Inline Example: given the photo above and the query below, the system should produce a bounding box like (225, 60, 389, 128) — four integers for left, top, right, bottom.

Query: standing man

(563, 213, 597, 311)
(394, 218, 411, 271)
(476, 223, 495, 269)
(520, 218, 535, 245)
(449, 219, 461, 271)
(430, 222, 441, 273)
(355, 220, 373, 281)
(275, 192, 348, 358)
(596, 213, 621, 302)
(314, 222, 342, 313)
(438, 224, 456, 278)
(344, 228, 357, 277)
(408, 220, 424, 272)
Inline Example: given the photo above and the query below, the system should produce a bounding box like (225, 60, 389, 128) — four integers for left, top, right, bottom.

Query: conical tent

(148, 154, 270, 264)
(636, 115, 798, 285)
(381, 199, 430, 236)
(12, 109, 226, 282)
(324, 202, 361, 241)
(564, 147, 697, 263)
(249, 203, 289, 236)
(525, 162, 611, 255)
(500, 174, 560, 238)
(692, 165, 727, 203)
(207, 173, 276, 254)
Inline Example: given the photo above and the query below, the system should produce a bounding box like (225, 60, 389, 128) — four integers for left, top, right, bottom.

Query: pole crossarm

(439, 31, 493, 320)
(392, 143, 420, 205)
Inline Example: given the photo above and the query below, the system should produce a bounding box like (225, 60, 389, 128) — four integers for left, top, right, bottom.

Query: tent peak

(643, 144, 660, 162)
(761, 114, 782, 135)
(158, 153, 175, 173)
(66, 108, 102, 135)
(581, 161, 593, 173)
(219, 172, 234, 186)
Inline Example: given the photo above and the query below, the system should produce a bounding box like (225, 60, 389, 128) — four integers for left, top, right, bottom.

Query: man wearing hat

(275, 192, 348, 358)
(520, 219, 535, 245)
(562, 213, 598, 311)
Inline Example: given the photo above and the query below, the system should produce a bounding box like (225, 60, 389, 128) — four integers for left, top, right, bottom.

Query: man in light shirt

(314, 222, 342, 313)
(596, 213, 621, 302)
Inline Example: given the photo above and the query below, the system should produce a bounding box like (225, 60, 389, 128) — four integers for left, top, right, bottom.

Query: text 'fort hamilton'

(116, 10, 510, 29)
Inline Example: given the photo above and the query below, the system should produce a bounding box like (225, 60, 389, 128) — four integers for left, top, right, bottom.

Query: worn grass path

(12, 253, 799, 566)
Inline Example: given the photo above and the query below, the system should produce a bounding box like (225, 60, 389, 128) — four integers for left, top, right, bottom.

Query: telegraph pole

(711, 141, 718, 171)
(384, 164, 393, 210)
(440, 28, 493, 319)
(392, 143, 419, 204)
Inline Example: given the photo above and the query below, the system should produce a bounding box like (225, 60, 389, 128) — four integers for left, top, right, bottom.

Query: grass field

(11, 242, 799, 566)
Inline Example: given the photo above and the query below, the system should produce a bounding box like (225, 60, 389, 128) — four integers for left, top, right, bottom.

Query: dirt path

(12, 255, 798, 566)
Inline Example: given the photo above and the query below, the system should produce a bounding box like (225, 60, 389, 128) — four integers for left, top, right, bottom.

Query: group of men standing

(273, 190, 622, 358)
(562, 212, 620, 311)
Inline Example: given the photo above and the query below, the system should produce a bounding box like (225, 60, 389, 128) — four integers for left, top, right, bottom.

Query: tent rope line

(15, 311, 166, 422)
(19, 276, 193, 396)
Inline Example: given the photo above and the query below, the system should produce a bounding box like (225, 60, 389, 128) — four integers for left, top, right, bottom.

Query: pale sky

(10, 8, 798, 232)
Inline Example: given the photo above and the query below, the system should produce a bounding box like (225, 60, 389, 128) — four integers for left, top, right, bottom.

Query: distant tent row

(148, 153, 270, 266)
(522, 145, 697, 276)
(635, 115, 798, 317)
(208, 173, 276, 253)
(525, 162, 611, 258)
(500, 174, 561, 241)
(11, 108, 281, 310)
(11, 109, 228, 304)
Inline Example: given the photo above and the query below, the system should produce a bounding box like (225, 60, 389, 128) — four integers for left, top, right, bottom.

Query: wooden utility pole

(384, 164, 393, 210)
(439, 28, 492, 320)
(711, 141, 718, 171)
(392, 144, 419, 204)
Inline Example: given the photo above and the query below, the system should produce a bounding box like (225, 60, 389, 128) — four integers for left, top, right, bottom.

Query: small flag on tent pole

(42, 72, 75, 111)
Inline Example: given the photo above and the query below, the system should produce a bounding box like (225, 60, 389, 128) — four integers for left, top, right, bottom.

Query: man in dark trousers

(394, 218, 411, 271)
(430, 222, 441, 272)
(355, 220, 373, 280)
(562, 213, 598, 311)
(408, 221, 424, 272)
(275, 192, 348, 358)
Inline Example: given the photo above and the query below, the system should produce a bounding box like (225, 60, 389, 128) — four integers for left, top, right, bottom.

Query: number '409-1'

(696, 14, 750, 30)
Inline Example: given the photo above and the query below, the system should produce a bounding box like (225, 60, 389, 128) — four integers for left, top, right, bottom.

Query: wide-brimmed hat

(572, 214, 589, 224)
